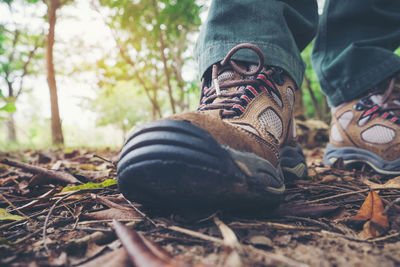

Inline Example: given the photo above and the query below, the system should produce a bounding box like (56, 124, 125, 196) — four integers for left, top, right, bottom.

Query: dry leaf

(349, 191, 389, 239)
(350, 191, 374, 222)
(248, 235, 273, 248)
(83, 208, 137, 220)
(78, 163, 98, 171)
(350, 191, 388, 229)
(0, 208, 23, 221)
(357, 221, 385, 239)
(364, 176, 400, 189)
(78, 247, 132, 267)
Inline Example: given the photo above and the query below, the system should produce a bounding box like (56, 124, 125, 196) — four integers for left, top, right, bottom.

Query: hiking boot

(324, 74, 400, 175)
(117, 43, 307, 210)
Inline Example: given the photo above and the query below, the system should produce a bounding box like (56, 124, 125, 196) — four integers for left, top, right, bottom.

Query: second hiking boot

(117, 43, 307, 210)
(324, 74, 400, 175)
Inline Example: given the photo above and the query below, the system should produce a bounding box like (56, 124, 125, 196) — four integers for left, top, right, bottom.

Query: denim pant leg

(312, 0, 400, 107)
(195, 0, 318, 88)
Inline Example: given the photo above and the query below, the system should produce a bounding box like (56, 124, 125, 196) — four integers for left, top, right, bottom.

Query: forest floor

(0, 138, 399, 266)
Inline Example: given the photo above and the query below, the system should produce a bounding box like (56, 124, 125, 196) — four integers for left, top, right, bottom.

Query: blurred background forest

(1, 0, 398, 150)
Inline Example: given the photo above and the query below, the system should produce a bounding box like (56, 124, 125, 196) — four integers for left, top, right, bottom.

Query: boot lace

(355, 75, 400, 125)
(198, 43, 284, 118)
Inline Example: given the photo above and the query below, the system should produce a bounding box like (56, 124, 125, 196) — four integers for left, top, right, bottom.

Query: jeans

(194, 0, 400, 106)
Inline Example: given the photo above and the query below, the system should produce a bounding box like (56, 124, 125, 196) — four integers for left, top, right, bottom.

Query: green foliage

(94, 0, 202, 125)
(0, 1, 44, 128)
(0, 208, 23, 221)
(86, 81, 154, 133)
(0, 102, 16, 112)
(301, 43, 327, 120)
(61, 179, 117, 192)
(0, 89, 14, 120)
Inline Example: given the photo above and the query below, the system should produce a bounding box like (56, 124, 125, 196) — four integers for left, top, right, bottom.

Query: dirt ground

(0, 146, 399, 267)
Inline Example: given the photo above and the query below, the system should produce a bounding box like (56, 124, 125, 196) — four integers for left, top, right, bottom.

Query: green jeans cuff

(323, 55, 400, 107)
(196, 41, 305, 89)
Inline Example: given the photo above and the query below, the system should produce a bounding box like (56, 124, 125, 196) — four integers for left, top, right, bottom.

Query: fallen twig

(0, 192, 30, 221)
(167, 225, 223, 244)
(285, 215, 333, 231)
(165, 224, 307, 267)
(69, 220, 137, 247)
(229, 221, 320, 232)
(93, 154, 116, 167)
(383, 197, 400, 214)
(91, 194, 132, 211)
(43, 191, 79, 255)
(0, 196, 90, 231)
(1, 158, 81, 184)
(367, 232, 400, 242)
(123, 196, 158, 226)
(10, 188, 55, 212)
(305, 187, 400, 204)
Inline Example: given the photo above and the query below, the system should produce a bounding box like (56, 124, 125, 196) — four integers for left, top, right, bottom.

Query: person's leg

(117, 0, 318, 210)
(313, 0, 400, 174)
(195, 0, 318, 88)
(312, 0, 400, 107)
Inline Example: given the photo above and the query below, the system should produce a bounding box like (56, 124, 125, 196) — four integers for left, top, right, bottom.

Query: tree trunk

(6, 80, 17, 142)
(7, 112, 17, 142)
(46, 0, 64, 145)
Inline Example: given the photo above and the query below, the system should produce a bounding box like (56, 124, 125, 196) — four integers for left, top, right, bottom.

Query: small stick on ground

(229, 221, 320, 232)
(165, 224, 307, 267)
(305, 187, 400, 204)
(0, 192, 31, 221)
(1, 158, 81, 184)
(93, 154, 116, 167)
(11, 188, 56, 212)
(383, 197, 400, 214)
(284, 215, 332, 231)
(123, 196, 158, 227)
(0, 196, 89, 231)
(367, 232, 400, 242)
(43, 191, 79, 255)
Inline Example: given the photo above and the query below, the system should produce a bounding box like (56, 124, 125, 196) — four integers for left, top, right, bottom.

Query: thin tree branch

(16, 37, 41, 98)
(91, 2, 162, 118)
(304, 75, 322, 120)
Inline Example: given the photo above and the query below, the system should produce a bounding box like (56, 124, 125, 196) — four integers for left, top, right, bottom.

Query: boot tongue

(366, 90, 400, 117)
(215, 63, 257, 93)
(202, 63, 259, 118)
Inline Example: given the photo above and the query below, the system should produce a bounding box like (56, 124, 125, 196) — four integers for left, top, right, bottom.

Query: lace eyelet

(354, 103, 364, 111)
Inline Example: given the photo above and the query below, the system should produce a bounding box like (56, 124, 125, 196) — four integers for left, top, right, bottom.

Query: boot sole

(117, 120, 288, 210)
(281, 144, 308, 181)
(323, 144, 400, 175)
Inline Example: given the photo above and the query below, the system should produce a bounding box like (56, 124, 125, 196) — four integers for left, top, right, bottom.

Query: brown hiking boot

(117, 43, 307, 210)
(324, 74, 400, 175)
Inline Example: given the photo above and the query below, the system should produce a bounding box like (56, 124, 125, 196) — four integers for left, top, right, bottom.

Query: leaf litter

(0, 145, 399, 267)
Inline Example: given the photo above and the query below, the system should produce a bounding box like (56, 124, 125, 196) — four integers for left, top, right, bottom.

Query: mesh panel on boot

(286, 87, 294, 109)
(331, 123, 344, 142)
(361, 125, 395, 144)
(258, 108, 283, 138)
(338, 111, 353, 130)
